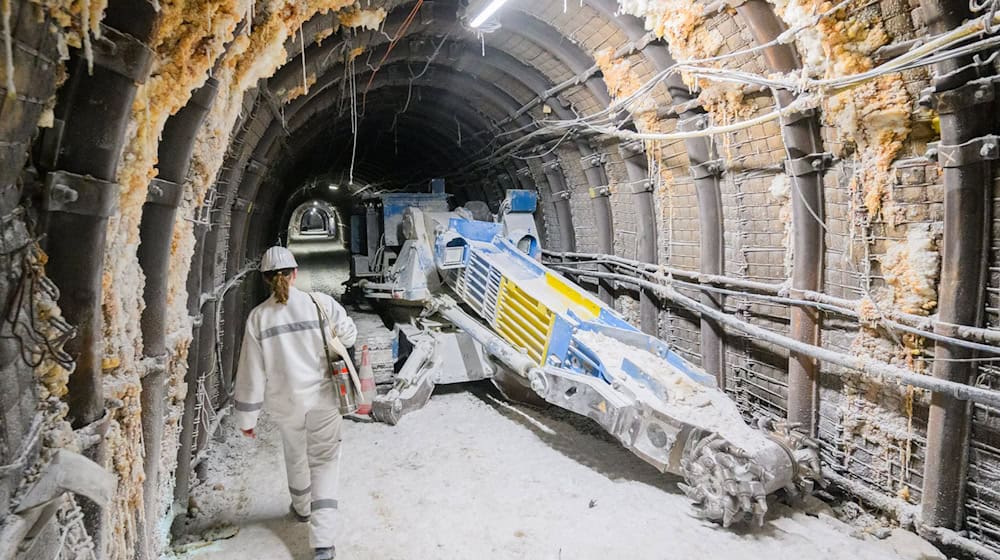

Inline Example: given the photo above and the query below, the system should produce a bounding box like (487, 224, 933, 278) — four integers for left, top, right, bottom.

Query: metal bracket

(233, 197, 253, 213)
(929, 135, 1000, 168)
(678, 113, 709, 132)
(624, 179, 654, 194)
(635, 32, 657, 53)
(515, 166, 533, 178)
(784, 152, 832, 177)
(669, 99, 704, 119)
(542, 160, 562, 173)
(929, 76, 997, 114)
(145, 177, 184, 208)
(581, 153, 607, 169)
(932, 55, 999, 94)
(246, 158, 266, 176)
(689, 159, 724, 179)
(43, 170, 119, 218)
(200, 292, 218, 307)
(93, 24, 154, 83)
(573, 68, 595, 86)
(553, 190, 572, 201)
(589, 185, 611, 198)
(779, 105, 817, 126)
(621, 139, 646, 156)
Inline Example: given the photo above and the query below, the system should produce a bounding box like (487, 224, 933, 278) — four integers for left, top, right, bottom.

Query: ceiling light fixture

(469, 0, 510, 28)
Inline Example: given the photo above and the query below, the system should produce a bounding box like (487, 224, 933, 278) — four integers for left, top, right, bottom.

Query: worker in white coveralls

(233, 246, 357, 560)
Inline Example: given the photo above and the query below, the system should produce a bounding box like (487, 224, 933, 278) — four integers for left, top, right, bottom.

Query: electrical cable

(363, 0, 424, 105)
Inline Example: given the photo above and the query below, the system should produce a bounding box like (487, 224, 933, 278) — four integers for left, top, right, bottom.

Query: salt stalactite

(336, 6, 386, 30)
(283, 72, 316, 101)
(618, 0, 724, 59)
(81, 0, 92, 73)
(300, 25, 308, 95)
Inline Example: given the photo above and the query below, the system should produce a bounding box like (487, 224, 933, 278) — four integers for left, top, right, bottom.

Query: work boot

(289, 504, 309, 523)
(314, 546, 336, 560)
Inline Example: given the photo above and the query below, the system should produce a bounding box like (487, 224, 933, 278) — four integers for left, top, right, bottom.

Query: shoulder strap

(308, 293, 335, 374)
(309, 293, 362, 389)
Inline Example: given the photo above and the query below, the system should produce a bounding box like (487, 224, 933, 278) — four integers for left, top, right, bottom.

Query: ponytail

(264, 269, 293, 303)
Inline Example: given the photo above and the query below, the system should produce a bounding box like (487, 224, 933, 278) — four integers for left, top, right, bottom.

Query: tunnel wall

(0, 0, 998, 558)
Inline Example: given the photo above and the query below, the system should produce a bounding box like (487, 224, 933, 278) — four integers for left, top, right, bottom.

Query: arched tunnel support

(619, 139, 658, 336)
(136, 77, 218, 551)
(736, 0, 826, 435)
(175, 220, 208, 512)
(920, 0, 995, 530)
(35, 8, 158, 555)
(590, 0, 727, 375)
(41, 24, 154, 429)
(0, 8, 73, 560)
(679, 112, 726, 388)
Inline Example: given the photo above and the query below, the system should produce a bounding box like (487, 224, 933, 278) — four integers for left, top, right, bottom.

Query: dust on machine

(345, 178, 822, 528)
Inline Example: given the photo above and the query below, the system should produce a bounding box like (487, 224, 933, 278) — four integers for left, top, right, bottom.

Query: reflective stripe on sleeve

(234, 400, 263, 412)
(289, 485, 311, 496)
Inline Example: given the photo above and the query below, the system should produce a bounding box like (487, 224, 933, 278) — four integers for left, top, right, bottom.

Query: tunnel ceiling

(260, 0, 625, 207)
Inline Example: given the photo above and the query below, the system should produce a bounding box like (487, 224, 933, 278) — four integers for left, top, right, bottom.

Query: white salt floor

(168, 384, 935, 560)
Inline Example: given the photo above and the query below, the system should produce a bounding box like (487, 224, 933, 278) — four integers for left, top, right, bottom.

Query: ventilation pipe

(736, 0, 827, 434)
(920, 0, 995, 530)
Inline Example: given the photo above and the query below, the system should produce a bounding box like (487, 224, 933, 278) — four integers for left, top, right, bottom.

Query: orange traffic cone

(356, 345, 375, 415)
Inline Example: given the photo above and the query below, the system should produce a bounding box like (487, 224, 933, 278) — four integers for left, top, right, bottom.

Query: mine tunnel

(1, 0, 1000, 558)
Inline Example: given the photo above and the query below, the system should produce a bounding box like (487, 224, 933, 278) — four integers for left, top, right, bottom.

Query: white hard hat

(260, 246, 298, 272)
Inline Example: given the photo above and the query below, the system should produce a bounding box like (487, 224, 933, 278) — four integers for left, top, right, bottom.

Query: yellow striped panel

(495, 277, 555, 365)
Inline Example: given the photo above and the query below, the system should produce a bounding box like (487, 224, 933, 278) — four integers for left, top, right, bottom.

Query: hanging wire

(348, 55, 359, 185)
(363, 0, 424, 104)
(1, 243, 77, 371)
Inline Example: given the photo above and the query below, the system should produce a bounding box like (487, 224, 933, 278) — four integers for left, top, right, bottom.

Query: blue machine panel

(506, 189, 537, 213)
(449, 218, 502, 242)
